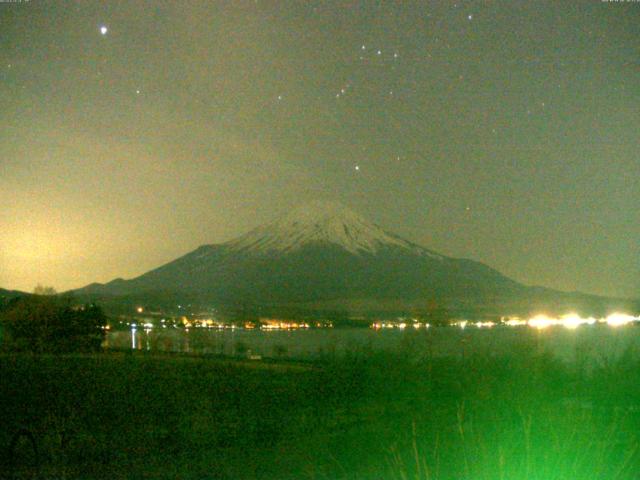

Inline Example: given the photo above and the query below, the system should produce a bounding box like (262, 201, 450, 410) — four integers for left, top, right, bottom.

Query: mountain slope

(0, 288, 29, 309)
(72, 202, 633, 316)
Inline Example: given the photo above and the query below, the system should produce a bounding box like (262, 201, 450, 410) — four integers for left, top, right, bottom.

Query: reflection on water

(104, 324, 640, 363)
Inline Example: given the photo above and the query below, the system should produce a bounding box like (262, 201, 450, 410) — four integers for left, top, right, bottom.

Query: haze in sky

(0, 0, 638, 298)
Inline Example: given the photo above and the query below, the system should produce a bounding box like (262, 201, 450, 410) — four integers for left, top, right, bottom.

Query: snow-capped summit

(226, 200, 428, 255)
(73, 200, 625, 317)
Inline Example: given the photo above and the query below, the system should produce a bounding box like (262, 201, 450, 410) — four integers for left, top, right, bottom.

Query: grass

(1, 341, 639, 479)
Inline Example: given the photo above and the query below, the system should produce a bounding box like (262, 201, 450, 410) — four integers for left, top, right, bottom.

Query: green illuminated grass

(0, 343, 639, 479)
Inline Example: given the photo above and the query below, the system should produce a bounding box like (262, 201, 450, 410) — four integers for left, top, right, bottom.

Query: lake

(105, 323, 640, 363)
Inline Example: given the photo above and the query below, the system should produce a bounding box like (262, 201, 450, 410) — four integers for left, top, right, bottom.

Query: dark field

(1, 345, 640, 479)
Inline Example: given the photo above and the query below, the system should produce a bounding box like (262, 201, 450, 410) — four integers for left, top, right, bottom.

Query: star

(354, 165, 360, 171)
(468, 14, 473, 20)
(136, 89, 141, 95)
(377, 50, 382, 55)
(277, 95, 283, 101)
(100, 25, 108, 35)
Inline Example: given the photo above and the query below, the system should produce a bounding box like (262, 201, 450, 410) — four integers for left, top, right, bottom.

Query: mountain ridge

(72, 201, 637, 317)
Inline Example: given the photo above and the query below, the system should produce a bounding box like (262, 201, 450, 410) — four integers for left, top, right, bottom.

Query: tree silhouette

(0, 295, 107, 353)
(33, 284, 57, 296)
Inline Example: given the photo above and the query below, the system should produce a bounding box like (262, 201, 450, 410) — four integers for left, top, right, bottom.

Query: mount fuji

(74, 201, 631, 317)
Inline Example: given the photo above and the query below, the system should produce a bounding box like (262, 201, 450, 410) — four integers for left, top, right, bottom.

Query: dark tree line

(0, 294, 107, 353)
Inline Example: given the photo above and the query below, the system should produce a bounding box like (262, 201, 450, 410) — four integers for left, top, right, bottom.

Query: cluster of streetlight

(480, 313, 639, 330)
(371, 313, 640, 331)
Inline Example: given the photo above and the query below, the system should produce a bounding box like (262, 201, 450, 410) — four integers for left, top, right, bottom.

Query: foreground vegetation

(1, 342, 639, 479)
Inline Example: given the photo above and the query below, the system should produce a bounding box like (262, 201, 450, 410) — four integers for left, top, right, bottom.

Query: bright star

(100, 25, 108, 35)
(355, 165, 360, 171)
(468, 14, 473, 20)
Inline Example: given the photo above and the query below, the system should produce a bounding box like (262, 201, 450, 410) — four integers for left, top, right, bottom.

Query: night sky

(1, 0, 638, 298)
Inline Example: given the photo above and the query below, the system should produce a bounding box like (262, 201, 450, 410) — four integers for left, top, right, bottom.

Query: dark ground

(1, 341, 639, 479)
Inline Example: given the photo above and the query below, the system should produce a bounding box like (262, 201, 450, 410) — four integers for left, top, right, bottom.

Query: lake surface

(105, 324, 640, 363)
